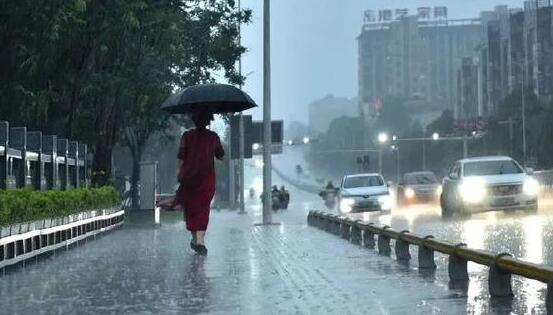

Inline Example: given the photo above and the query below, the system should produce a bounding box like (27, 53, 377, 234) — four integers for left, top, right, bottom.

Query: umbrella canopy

(161, 83, 257, 114)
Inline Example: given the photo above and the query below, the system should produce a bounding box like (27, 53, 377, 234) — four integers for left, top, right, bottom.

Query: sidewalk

(1, 205, 472, 314)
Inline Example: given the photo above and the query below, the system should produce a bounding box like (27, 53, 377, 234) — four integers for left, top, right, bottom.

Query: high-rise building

(483, 1, 553, 117)
(457, 58, 480, 119)
(358, 10, 482, 118)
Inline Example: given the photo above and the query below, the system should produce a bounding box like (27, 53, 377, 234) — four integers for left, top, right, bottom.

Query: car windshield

(463, 160, 523, 176)
(404, 173, 438, 185)
(343, 176, 383, 188)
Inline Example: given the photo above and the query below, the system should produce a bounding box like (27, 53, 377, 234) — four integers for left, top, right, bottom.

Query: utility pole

(422, 142, 426, 171)
(229, 153, 235, 209)
(262, 0, 273, 224)
(237, 0, 246, 214)
(463, 137, 468, 158)
(509, 118, 514, 157)
(378, 149, 382, 174)
(521, 62, 527, 166)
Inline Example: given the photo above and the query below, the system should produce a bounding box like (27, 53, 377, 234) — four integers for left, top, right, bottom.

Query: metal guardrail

(307, 211, 553, 313)
(0, 209, 125, 269)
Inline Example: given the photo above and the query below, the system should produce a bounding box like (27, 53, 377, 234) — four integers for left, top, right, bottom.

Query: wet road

(0, 145, 550, 314)
(271, 145, 553, 314)
(273, 145, 553, 266)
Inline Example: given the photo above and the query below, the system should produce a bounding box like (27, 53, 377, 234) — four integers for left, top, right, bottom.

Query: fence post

(351, 222, 362, 245)
(363, 225, 375, 248)
(418, 236, 436, 269)
(547, 279, 553, 315)
(332, 217, 341, 235)
(307, 211, 314, 226)
(395, 231, 411, 261)
(340, 219, 351, 240)
(448, 243, 469, 281)
(377, 226, 391, 255)
(488, 253, 513, 297)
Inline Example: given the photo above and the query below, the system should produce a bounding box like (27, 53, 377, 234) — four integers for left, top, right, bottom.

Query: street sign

(251, 120, 283, 144)
(229, 117, 282, 158)
(251, 120, 283, 155)
(230, 115, 253, 159)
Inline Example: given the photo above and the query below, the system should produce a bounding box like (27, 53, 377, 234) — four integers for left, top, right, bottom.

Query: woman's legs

(196, 230, 206, 245)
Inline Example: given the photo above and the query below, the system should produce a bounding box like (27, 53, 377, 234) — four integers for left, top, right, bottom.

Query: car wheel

(440, 193, 451, 218)
(458, 203, 470, 218)
(525, 204, 538, 214)
(454, 195, 471, 218)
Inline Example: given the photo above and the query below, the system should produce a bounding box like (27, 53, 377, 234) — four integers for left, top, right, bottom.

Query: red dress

(175, 129, 224, 231)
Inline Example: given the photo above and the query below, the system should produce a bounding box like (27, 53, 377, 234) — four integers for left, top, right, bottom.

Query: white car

(338, 173, 391, 213)
(440, 156, 539, 217)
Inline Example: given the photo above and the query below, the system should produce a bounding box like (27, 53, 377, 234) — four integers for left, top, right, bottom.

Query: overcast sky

(236, 0, 525, 125)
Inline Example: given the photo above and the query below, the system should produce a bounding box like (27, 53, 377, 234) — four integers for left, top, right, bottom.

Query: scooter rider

(271, 186, 282, 210)
(279, 185, 290, 209)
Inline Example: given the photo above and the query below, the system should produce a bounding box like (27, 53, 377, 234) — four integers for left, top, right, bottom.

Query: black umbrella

(161, 83, 257, 114)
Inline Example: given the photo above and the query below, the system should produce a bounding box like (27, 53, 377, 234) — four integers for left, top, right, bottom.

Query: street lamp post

(391, 145, 400, 183)
(261, 0, 272, 224)
(512, 61, 528, 165)
(237, 0, 246, 215)
(521, 65, 527, 166)
(377, 132, 388, 174)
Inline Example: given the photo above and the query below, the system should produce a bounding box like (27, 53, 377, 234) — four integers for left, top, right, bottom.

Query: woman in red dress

(175, 112, 224, 255)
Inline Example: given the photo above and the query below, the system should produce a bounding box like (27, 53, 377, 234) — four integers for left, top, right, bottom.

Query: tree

(426, 109, 454, 137)
(0, 0, 251, 190)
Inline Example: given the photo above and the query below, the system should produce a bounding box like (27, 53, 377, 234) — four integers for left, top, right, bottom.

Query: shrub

(0, 187, 120, 227)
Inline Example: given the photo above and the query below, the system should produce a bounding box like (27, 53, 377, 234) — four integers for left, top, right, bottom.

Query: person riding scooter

(271, 186, 282, 210)
(319, 181, 339, 210)
(279, 186, 290, 209)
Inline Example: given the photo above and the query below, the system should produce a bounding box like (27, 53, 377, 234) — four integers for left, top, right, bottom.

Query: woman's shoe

(195, 245, 208, 256)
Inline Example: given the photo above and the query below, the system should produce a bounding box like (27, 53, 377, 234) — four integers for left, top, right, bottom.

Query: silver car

(338, 173, 391, 213)
(440, 156, 539, 217)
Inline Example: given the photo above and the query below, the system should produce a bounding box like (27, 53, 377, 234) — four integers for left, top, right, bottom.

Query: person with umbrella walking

(175, 112, 224, 255)
(162, 83, 257, 255)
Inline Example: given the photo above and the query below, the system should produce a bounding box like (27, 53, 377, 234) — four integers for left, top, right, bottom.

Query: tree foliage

(0, 0, 251, 185)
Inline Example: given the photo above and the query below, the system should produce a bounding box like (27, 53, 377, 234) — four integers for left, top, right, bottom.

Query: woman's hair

(191, 112, 214, 129)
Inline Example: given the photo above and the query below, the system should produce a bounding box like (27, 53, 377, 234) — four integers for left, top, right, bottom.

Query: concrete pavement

(1, 204, 478, 314)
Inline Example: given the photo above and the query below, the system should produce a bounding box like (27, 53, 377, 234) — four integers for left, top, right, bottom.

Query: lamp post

(237, 0, 246, 215)
(261, 0, 272, 224)
(391, 145, 400, 183)
(512, 61, 528, 165)
(378, 132, 388, 173)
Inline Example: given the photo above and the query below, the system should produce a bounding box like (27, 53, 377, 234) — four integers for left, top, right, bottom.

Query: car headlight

(523, 178, 540, 196)
(378, 195, 391, 210)
(404, 188, 415, 199)
(459, 177, 487, 204)
(340, 198, 355, 213)
(436, 185, 443, 196)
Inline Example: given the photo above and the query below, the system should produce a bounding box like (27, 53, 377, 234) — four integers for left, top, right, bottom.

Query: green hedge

(0, 187, 120, 227)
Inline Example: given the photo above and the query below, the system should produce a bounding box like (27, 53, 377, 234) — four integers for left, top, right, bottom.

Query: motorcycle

(272, 192, 282, 211)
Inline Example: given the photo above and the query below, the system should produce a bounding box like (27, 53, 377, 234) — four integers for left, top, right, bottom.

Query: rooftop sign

(364, 6, 448, 24)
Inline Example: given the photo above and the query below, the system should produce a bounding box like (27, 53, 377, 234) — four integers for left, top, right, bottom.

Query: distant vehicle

(338, 173, 391, 214)
(397, 171, 442, 206)
(440, 156, 539, 217)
